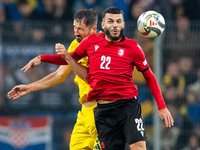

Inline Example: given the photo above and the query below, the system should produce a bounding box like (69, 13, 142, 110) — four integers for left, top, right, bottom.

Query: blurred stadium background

(0, 0, 200, 150)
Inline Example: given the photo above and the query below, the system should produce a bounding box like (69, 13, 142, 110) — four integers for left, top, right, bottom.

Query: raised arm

(39, 41, 87, 66)
(56, 43, 89, 83)
(20, 54, 68, 72)
(8, 65, 72, 100)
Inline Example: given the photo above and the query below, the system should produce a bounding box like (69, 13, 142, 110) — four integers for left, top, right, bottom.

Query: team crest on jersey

(118, 49, 124, 56)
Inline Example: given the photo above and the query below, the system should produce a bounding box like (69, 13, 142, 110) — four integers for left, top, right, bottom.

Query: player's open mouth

(112, 30, 118, 34)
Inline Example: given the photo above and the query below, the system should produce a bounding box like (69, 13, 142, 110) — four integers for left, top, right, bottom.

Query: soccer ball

(137, 10, 165, 38)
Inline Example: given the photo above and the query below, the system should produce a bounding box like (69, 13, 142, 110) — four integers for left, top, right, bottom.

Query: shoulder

(68, 39, 79, 53)
(89, 32, 104, 38)
(124, 37, 146, 59)
(84, 33, 104, 44)
(71, 39, 79, 45)
(125, 37, 138, 46)
(124, 37, 143, 52)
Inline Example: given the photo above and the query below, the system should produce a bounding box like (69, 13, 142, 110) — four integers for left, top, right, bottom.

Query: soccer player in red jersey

(22, 7, 174, 150)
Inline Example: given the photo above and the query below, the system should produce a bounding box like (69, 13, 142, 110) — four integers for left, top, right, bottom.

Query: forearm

(40, 54, 68, 65)
(142, 68, 166, 110)
(65, 53, 89, 83)
(28, 65, 72, 92)
(27, 73, 61, 92)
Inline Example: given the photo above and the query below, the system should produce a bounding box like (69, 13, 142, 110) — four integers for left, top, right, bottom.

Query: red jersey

(40, 32, 166, 109)
(73, 33, 149, 102)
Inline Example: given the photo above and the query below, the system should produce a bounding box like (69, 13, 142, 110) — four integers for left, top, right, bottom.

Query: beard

(76, 36, 82, 43)
(105, 28, 124, 42)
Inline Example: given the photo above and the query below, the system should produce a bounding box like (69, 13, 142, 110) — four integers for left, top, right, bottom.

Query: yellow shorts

(70, 104, 101, 150)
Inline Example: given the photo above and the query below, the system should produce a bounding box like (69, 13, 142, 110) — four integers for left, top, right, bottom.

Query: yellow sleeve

(66, 39, 91, 104)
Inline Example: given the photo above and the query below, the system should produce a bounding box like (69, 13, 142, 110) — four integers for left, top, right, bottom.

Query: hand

(21, 56, 41, 72)
(158, 108, 174, 127)
(7, 85, 31, 100)
(55, 43, 68, 60)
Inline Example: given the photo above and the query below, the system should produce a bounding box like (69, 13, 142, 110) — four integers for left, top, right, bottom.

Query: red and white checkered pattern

(10, 127, 28, 148)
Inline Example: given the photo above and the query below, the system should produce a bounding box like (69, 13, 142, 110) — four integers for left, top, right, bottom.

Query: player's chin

(76, 37, 82, 43)
(113, 34, 121, 39)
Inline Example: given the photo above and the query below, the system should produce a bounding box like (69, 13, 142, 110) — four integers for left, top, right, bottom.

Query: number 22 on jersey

(100, 55, 111, 70)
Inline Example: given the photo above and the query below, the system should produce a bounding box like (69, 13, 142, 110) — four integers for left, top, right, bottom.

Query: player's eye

(117, 20, 122, 23)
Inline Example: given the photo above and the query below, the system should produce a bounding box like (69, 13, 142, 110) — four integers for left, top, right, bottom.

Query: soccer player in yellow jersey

(7, 9, 102, 150)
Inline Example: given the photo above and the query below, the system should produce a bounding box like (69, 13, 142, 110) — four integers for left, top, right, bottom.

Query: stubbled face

(73, 20, 91, 43)
(102, 13, 125, 42)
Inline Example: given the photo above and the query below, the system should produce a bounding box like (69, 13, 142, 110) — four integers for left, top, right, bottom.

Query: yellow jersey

(68, 39, 92, 104)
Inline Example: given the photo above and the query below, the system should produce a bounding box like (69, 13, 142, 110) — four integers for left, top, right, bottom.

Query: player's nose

(74, 29, 79, 35)
(113, 21, 118, 27)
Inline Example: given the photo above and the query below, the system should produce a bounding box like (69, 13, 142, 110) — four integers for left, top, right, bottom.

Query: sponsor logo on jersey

(95, 45, 100, 51)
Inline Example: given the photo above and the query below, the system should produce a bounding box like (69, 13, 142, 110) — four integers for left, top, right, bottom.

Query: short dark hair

(102, 7, 124, 20)
(73, 9, 98, 27)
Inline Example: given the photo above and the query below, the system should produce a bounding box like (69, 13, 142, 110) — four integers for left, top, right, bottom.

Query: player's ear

(91, 25, 97, 34)
(101, 22, 105, 29)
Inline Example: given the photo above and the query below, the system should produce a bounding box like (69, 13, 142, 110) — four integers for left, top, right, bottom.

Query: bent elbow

(80, 74, 88, 84)
(84, 78, 89, 84)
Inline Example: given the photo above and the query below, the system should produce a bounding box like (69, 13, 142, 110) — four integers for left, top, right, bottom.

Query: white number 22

(135, 118, 144, 131)
(100, 56, 111, 70)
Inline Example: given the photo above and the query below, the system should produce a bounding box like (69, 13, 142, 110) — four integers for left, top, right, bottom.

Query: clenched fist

(55, 43, 68, 60)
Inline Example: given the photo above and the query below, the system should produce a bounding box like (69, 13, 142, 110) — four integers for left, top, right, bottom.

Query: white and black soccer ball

(137, 10, 165, 38)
